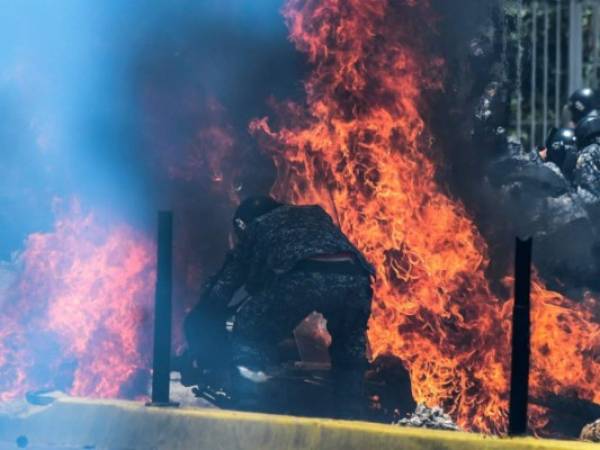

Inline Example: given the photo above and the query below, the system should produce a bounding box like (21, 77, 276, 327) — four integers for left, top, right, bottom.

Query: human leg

(320, 272, 373, 419)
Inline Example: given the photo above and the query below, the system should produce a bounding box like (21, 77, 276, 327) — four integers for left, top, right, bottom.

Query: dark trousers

(231, 268, 373, 372)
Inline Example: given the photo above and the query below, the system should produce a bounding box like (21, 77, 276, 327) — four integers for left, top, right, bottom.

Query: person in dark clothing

(566, 88, 600, 127)
(538, 127, 579, 179)
(183, 195, 375, 417)
(574, 113, 600, 205)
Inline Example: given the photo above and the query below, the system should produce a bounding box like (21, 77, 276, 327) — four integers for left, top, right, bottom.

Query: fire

(529, 280, 600, 408)
(251, 0, 600, 434)
(0, 200, 155, 401)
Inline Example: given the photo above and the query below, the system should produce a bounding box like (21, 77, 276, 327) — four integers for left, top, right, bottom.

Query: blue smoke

(0, 0, 297, 259)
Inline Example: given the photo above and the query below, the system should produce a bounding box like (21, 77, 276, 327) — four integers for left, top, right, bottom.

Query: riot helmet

(575, 111, 600, 150)
(544, 127, 577, 168)
(568, 88, 600, 125)
(233, 195, 283, 236)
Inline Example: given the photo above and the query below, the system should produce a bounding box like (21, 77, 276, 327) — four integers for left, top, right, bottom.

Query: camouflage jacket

(202, 204, 374, 312)
(573, 143, 600, 203)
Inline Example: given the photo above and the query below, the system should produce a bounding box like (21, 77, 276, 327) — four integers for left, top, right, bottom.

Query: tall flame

(0, 200, 155, 401)
(251, 0, 600, 433)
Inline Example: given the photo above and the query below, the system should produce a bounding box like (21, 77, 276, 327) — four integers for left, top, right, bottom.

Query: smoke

(428, 1, 600, 299)
(0, 0, 309, 312)
(0, 0, 304, 396)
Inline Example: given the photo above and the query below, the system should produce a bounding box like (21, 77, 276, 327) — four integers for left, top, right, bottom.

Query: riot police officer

(538, 127, 579, 179)
(183, 196, 375, 418)
(573, 112, 600, 202)
(565, 88, 600, 127)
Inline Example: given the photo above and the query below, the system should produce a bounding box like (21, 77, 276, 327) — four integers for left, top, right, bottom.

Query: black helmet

(568, 88, 600, 124)
(575, 111, 600, 149)
(233, 195, 282, 235)
(544, 127, 577, 167)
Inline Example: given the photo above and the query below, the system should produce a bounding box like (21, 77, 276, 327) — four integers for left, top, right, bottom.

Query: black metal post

(147, 211, 178, 407)
(508, 237, 532, 435)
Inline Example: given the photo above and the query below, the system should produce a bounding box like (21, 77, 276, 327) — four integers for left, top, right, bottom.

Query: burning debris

(581, 418, 600, 443)
(397, 404, 460, 432)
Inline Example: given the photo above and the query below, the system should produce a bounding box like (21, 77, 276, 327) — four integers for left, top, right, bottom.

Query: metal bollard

(147, 211, 179, 407)
(508, 237, 532, 435)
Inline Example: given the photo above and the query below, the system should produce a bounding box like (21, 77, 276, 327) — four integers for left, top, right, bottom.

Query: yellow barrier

(0, 396, 596, 449)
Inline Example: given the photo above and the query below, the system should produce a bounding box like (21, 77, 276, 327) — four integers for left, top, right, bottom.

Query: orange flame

(251, 0, 600, 434)
(529, 280, 600, 411)
(0, 200, 155, 401)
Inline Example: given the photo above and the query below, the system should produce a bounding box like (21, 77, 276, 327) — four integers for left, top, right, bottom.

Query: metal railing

(508, 0, 600, 148)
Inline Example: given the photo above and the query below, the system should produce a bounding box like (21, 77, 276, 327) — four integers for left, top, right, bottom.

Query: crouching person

(183, 195, 375, 419)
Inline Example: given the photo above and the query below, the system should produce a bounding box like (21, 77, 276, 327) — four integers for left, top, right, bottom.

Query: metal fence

(508, 0, 600, 148)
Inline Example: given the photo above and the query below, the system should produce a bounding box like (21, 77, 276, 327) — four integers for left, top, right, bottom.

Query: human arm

(183, 247, 249, 369)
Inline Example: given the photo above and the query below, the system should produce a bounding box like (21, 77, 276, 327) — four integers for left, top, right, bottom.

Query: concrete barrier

(0, 396, 596, 449)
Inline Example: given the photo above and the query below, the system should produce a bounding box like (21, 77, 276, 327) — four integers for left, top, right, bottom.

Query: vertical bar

(508, 237, 533, 436)
(501, 0, 508, 70)
(592, 1, 600, 86)
(531, 2, 538, 149)
(543, 2, 550, 139)
(517, 0, 524, 140)
(556, 0, 562, 127)
(569, 0, 583, 94)
(148, 211, 178, 406)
